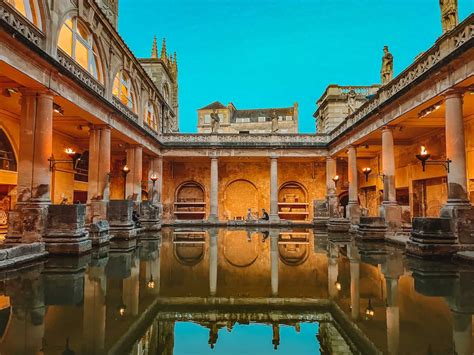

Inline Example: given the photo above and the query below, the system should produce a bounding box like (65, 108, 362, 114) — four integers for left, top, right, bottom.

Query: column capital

(326, 156, 335, 162)
(19, 87, 56, 98)
(381, 125, 394, 132)
(126, 144, 143, 150)
(443, 88, 464, 100)
(89, 124, 112, 131)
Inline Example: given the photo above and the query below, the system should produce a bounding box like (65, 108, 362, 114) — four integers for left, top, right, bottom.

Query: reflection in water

(0, 228, 472, 354)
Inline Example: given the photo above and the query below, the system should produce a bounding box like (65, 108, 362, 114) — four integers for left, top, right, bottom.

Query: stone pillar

(148, 156, 163, 205)
(452, 311, 472, 355)
(209, 229, 218, 296)
(125, 145, 143, 202)
(270, 155, 280, 223)
(88, 125, 111, 222)
(386, 277, 399, 355)
(328, 243, 339, 298)
(209, 156, 219, 222)
(326, 157, 338, 218)
(347, 145, 360, 224)
(83, 265, 106, 354)
(442, 90, 469, 208)
(270, 229, 279, 296)
(380, 126, 401, 231)
(8, 90, 54, 243)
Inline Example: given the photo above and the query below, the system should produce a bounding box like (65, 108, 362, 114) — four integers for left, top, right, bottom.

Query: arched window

(58, 17, 103, 82)
(145, 101, 158, 131)
(6, 0, 42, 29)
(113, 70, 136, 112)
(0, 129, 17, 172)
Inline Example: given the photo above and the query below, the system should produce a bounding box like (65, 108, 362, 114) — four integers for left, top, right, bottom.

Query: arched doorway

(0, 128, 17, 238)
(174, 181, 206, 220)
(278, 182, 309, 221)
(338, 192, 349, 218)
(223, 180, 258, 220)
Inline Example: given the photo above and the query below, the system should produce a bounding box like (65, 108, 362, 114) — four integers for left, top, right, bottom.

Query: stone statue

(103, 172, 110, 201)
(381, 46, 393, 85)
(347, 90, 357, 114)
(210, 110, 220, 133)
(439, 0, 458, 33)
(270, 110, 278, 133)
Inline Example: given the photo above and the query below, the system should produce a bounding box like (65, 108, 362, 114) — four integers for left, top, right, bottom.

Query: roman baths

(0, 0, 472, 353)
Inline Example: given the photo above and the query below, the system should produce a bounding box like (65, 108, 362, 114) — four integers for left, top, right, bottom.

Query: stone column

(9, 90, 54, 243)
(125, 145, 143, 202)
(88, 125, 111, 222)
(442, 90, 469, 208)
(347, 145, 360, 224)
(270, 229, 279, 296)
(380, 126, 401, 231)
(270, 155, 280, 223)
(326, 157, 338, 218)
(209, 155, 219, 222)
(148, 156, 163, 205)
(452, 311, 472, 355)
(209, 228, 218, 296)
(83, 265, 106, 354)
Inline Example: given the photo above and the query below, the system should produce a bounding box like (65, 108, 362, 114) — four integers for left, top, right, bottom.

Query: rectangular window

(286, 116, 292, 121)
(258, 116, 266, 122)
(237, 118, 250, 123)
(204, 114, 211, 124)
(278, 116, 283, 121)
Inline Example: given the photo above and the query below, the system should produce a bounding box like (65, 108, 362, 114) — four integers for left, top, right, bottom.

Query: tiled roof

(231, 107, 294, 123)
(199, 101, 227, 110)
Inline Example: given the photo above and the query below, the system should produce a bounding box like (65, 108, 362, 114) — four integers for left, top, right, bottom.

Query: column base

(88, 200, 108, 224)
(207, 214, 219, 224)
(269, 214, 280, 224)
(356, 216, 387, 241)
(6, 202, 49, 244)
(380, 202, 402, 232)
(89, 220, 110, 246)
(346, 202, 361, 225)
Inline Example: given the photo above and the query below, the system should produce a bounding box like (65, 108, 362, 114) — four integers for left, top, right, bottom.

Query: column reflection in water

(349, 243, 360, 320)
(452, 311, 472, 355)
(123, 254, 140, 316)
(328, 242, 339, 299)
(83, 264, 107, 354)
(209, 228, 218, 296)
(386, 277, 399, 355)
(270, 229, 279, 297)
(0, 271, 45, 354)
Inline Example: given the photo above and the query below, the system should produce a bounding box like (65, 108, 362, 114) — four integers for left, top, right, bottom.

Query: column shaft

(326, 157, 338, 218)
(347, 146, 360, 223)
(382, 127, 396, 203)
(209, 157, 218, 221)
(149, 156, 163, 204)
(445, 91, 468, 202)
(270, 157, 279, 222)
(125, 146, 143, 202)
(88, 126, 111, 202)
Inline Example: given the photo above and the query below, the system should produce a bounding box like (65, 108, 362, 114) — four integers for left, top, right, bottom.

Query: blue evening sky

(118, 0, 474, 133)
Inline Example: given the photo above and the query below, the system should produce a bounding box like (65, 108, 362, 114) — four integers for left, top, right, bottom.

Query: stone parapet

(43, 204, 92, 255)
(0, 242, 47, 269)
(407, 217, 457, 258)
(356, 217, 387, 241)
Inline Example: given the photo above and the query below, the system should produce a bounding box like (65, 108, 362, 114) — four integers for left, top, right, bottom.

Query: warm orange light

(122, 165, 130, 173)
(150, 173, 158, 182)
(333, 175, 340, 182)
(420, 146, 428, 156)
(362, 167, 372, 173)
(64, 148, 76, 156)
(335, 282, 342, 291)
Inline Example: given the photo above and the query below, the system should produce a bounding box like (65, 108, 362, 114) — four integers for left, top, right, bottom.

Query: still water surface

(0, 228, 472, 354)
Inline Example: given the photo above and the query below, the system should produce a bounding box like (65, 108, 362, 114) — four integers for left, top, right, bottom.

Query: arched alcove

(278, 182, 309, 221)
(278, 231, 310, 266)
(223, 179, 258, 220)
(0, 129, 17, 172)
(174, 181, 206, 220)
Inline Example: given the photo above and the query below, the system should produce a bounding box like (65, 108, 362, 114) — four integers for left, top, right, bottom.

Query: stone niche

(43, 204, 92, 255)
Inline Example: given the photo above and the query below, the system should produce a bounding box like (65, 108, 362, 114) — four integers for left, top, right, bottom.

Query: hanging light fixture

(416, 145, 451, 172)
(365, 298, 375, 320)
(362, 167, 372, 182)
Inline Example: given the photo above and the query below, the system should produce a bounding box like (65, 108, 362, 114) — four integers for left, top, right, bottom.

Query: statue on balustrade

(210, 110, 220, 133)
(439, 0, 458, 33)
(381, 46, 393, 85)
(270, 110, 279, 133)
(347, 90, 357, 115)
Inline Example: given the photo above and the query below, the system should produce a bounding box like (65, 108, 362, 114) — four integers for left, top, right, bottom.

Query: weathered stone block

(356, 216, 387, 241)
(139, 201, 162, 238)
(407, 217, 457, 258)
(89, 220, 110, 246)
(43, 204, 91, 255)
(313, 199, 329, 227)
(108, 200, 137, 241)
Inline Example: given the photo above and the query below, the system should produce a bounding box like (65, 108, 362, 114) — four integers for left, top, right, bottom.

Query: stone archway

(223, 179, 258, 220)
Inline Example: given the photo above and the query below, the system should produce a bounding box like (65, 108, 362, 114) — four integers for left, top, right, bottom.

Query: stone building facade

(197, 102, 298, 134)
(0, 0, 472, 260)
